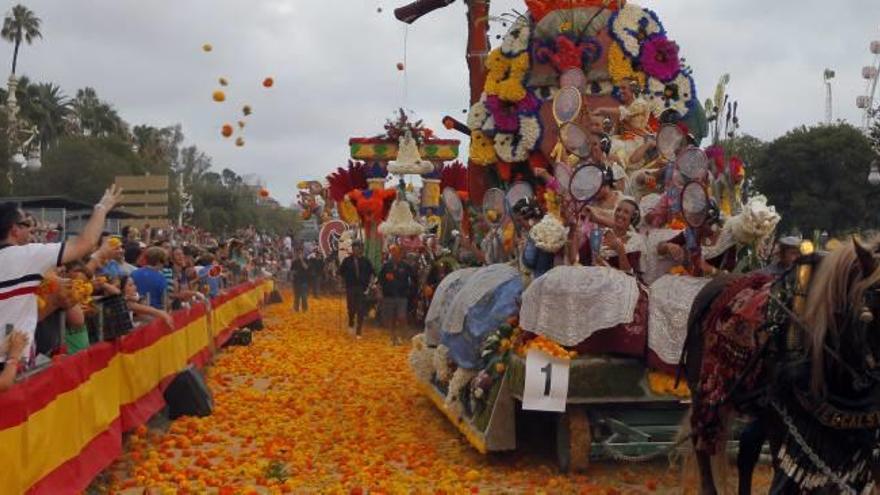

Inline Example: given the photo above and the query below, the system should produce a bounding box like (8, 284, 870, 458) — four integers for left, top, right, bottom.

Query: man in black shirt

(307, 252, 324, 297)
(339, 240, 373, 337)
(289, 249, 310, 312)
(379, 245, 414, 345)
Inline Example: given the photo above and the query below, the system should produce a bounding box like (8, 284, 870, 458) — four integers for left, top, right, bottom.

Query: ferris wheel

(857, 35, 880, 129)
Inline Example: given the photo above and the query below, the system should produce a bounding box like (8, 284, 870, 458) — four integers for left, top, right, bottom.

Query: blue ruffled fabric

(441, 276, 524, 369)
(522, 238, 555, 279)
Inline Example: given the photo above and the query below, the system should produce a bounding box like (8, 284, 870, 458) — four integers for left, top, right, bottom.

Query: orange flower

(262, 77, 274, 88)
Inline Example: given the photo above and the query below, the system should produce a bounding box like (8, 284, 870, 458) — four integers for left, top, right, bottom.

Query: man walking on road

(339, 240, 373, 338)
(379, 244, 414, 346)
(289, 249, 310, 312)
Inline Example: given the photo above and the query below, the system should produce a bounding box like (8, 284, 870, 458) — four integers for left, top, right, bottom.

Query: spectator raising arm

(62, 185, 124, 264)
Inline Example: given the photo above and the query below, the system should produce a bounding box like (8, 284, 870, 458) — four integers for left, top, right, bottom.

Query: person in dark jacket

(307, 252, 324, 297)
(289, 249, 310, 312)
(338, 240, 373, 337)
(378, 245, 415, 345)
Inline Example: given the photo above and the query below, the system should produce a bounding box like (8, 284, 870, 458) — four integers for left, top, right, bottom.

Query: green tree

(1, 4, 41, 75)
(22, 82, 70, 150)
(71, 87, 128, 138)
(15, 135, 150, 202)
(752, 123, 877, 235)
(869, 118, 880, 154)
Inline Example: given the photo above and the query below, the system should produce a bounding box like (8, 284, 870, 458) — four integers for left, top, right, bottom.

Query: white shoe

(356, 335, 362, 340)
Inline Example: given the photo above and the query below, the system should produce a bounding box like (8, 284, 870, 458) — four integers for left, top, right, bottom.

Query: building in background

(114, 175, 170, 229)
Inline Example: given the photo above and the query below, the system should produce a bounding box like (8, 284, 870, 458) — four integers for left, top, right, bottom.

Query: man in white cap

(761, 235, 802, 276)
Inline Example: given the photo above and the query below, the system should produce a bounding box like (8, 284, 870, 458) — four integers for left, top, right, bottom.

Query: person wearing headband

(580, 196, 645, 277)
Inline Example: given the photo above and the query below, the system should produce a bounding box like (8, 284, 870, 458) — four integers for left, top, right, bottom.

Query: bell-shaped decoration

(387, 130, 434, 176)
(378, 198, 425, 237)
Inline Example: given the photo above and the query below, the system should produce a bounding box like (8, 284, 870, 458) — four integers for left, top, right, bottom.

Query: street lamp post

(869, 159, 880, 186)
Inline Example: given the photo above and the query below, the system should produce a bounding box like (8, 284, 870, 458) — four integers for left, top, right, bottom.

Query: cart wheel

(556, 407, 591, 473)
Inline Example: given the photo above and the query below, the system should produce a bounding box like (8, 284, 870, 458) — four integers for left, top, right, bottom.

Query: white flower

(388, 130, 434, 175)
(727, 195, 781, 245)
(467, 97, 490, 131)
(378, 199, 425, 237)
(501, 17, 531, 56)
(530, 214, 569, 253)
(646, 72, 696, 118)
(494, 132, 518, 162)
(445, 368, 477, 406)
(409, 334, 434, 383)
(609, 3, 665, 59)
(433, 345, 452, 383)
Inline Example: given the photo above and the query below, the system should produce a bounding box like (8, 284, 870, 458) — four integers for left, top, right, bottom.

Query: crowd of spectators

(0, 186, 292, 392)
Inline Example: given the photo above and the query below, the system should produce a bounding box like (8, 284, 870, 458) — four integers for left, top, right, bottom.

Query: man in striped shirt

(0, 185, 123, 368)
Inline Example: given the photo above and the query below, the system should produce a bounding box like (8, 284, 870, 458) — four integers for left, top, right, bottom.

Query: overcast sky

(9, 0, 880, 204)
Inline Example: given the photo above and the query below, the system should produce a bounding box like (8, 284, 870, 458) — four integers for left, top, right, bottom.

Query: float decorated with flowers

(395, 0, 784, 471)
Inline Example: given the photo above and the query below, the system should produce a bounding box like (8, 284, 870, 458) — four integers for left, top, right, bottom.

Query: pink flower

(639, 34, 681, 82)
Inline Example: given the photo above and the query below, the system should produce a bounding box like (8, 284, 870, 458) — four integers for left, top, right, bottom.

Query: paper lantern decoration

(202, 43, 213, 52)
(259, 188, 270, 198)
(212, 90, 226, 102)
(396, 62, 405, 71)
(263, 77, 274, 88)
(235, 137, 245, 147)
(242, 105, 252, 116)
(219, 77, 229, 86)
(221, 124, 234, 138)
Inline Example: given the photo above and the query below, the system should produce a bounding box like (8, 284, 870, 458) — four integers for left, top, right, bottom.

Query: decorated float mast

(397, 0, 783, 469)
(325, 109, 463, 269)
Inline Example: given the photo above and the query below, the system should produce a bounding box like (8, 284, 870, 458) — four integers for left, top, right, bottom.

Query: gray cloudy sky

(10, 0, 880, 204)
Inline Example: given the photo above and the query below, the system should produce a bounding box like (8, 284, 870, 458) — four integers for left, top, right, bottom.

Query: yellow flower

(607, 42, 646, 87)
(469, 130, 497, 166)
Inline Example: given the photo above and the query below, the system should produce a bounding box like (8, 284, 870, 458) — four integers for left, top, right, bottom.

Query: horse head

(803, 236, 880, 400)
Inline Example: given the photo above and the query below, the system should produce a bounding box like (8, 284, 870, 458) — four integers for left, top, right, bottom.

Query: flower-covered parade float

(327, 109, 462, 271)
(397, 0, 785, 472)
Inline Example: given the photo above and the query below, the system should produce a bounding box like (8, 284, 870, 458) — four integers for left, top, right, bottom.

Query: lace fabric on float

(520, 265, 639, 346)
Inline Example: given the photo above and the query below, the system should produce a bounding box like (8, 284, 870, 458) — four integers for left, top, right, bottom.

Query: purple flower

(485, 92, 541, 133)
(639, 34, 681, 82)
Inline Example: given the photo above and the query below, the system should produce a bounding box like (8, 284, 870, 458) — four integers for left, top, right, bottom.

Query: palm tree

(71, 87, 127, 138)
(1, 5, 42, 75)
(24, 82, 70, 150)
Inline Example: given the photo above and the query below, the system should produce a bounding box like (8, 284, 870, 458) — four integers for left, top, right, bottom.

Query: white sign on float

(522, 349, 570, 412)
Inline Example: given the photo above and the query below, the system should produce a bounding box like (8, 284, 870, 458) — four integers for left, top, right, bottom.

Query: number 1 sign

(522, 349, 570, 412)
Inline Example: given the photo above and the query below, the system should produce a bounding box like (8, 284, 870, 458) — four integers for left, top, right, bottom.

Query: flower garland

(484, 93, 541, 133)
(500, 17, 531, 56)
(647, 371, 690, 398)
(466, 98, 492, 132)
(409, 334, 434, 383)
(607, 42, 646, 87)
(517, 334, 577, 360)
(433, 344, 453, 383)
(469, 130, 498, 166)
(484, 49, 530, 103)
(608, 3, 666, 60)
(446, 368, 477, 410)
(646, 70, 697, 117)
(639, 34, 681, 82)
(494, 115, 542, 163)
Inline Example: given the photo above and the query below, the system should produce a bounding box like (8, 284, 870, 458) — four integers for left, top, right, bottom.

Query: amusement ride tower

(856, 32, 880, 130)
